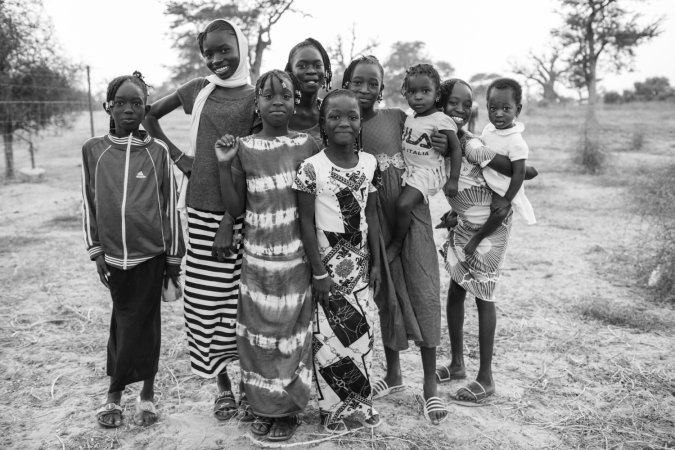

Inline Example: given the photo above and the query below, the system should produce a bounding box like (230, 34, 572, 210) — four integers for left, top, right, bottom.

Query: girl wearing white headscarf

(144, 18, 257, 420)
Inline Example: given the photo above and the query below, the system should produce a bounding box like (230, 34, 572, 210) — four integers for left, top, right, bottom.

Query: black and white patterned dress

(293, 150, 382, 427)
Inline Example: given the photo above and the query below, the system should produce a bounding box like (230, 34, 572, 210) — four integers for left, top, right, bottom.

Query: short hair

(197, 20, 236, 56)
(104, 71, 151, 133)
(253, 69, 303, 111)
(318, 89, 362, 149)
(342, 55, 384, 88)
(439, 78, 473, 110)
(284, 38, 333, 91)
(486, 77, 522, 104)
(400, 63, 441, 99)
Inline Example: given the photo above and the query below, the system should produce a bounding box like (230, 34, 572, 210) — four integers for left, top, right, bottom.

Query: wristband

(173, 152, 185, 164)
(312, 272, 329, 280)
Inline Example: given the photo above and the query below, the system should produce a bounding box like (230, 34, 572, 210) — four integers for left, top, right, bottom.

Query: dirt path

(1, 108, 674, 449)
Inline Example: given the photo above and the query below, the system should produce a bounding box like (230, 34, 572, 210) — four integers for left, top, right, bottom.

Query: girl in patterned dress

(215, 70, 318, 442)
(294, 89, 383, 433)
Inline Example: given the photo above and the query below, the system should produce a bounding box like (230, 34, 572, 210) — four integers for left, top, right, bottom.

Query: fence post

(87, 65, 94, 137)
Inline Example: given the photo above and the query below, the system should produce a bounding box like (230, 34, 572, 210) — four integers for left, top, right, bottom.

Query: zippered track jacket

(81, 132, 185, 269)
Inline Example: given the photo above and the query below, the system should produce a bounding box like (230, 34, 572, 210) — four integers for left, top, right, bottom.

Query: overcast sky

(44, 0, 674, 97)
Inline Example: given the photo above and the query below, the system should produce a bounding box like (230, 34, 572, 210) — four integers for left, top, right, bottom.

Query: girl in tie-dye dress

(295, 89, 383, 433)
(215, 70, 318, 442)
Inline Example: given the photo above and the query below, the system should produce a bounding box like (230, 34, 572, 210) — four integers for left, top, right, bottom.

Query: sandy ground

(1, 105, 675, 449)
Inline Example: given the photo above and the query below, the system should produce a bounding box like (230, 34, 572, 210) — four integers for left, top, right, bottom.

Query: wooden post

(87, 65, 94, 137)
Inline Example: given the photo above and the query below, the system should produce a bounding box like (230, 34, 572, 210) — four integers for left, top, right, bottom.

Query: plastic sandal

(415, 393, 449, 425)
(450, 380, 493, 405)
(435, 363, 467, 383)
(323, 419, 348, 434)
(96, 402, 123, 428)
(213, 390, 237, 421)
(134, 396, 158, 426)
(237, 394, 255, 423)
(250, 415, 274, 436)
(372, 378, 406, 400)
(267, 415, 300, 442)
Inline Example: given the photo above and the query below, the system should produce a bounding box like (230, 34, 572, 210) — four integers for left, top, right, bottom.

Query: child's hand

(443, 179, 459, 198)
(176, 154, 194, 179)
(435, 210, 458, 229)
(214, 135, 240, 164)
(430, 127, 449, 155)
(313, 274, 334, 309)
(164, 265, 181, 289)
(212, 219, 235, 261)
(369, 265, 381, 297)
(95, 255, 110, 289)
(491, 195, 512, 215)
(525, 166, 538, 180)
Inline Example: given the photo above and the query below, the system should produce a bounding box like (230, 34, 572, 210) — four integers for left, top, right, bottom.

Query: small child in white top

(386, 64, 462, 263)
(463, 77, 536, 256)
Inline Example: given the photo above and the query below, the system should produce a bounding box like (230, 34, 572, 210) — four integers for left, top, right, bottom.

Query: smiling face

(346, 63, 383, 111)
(202, 30, 240, 80)
(257, 74, 295, 128)
(290, 46, 325, 95)
(487, 87, 521, 129)
(405, 74, 439, 116)
(322, 95, 361, 147)
(443, 82, 473, 128)
(108, 81, 148, 135)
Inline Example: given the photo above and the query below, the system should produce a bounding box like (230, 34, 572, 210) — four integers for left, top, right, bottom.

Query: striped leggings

(183, 207, 243, 378)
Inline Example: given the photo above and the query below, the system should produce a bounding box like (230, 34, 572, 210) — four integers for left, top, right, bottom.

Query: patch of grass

(578, 298, 670, 331)
(631, 130, 645, 151)
(575, 128, 605, 174)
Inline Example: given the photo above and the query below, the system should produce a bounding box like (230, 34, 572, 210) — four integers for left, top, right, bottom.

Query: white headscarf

(177, 19, 250, 211)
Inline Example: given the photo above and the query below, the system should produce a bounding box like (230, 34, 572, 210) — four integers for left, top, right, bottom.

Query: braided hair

(253, 69, 303, 115)
(486, 77, 522, 104)
(284, 38, 333, 91)
(342, 55, 384, 102)
(197, 20, 236, 56)
(103, 71, 151, 134)
(439, 78, 473, 112)
(318, 89, 362, 150)
(400, 63, 442, 106)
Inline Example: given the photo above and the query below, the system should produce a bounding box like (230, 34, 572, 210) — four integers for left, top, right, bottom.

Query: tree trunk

(250, 29, 268, 86)
(3, 130, 14, 179)
(543, 83, 558, 102)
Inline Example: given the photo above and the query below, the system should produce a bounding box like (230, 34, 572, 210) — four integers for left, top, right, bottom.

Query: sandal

(323, 419, 348, 434)
(237, 393, 255, 423)
(362, 413, 382, 429)
(450, 380, 493, 405)
(213, 390, 237, 421)
(96, 402, 123, 428)
(435, 363, 467, 383)
(267, 415, 300, 442)
(134, 396, 158, 427)
(415, 393, 448, 425)
(251, 414, 274, 436)
(372, 378, 406, 400)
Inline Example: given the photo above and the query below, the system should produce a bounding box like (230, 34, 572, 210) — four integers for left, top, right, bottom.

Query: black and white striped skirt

(183, 207, 244, 378)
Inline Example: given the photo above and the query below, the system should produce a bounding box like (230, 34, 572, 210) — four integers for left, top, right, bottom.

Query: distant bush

(631, 164, 675, 303)
(604, 91, 623, 104)
(575, 128, 605, 174)
(631, 131, 645, 151)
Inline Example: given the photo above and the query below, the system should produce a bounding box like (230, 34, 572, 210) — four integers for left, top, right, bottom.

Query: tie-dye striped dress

(231, 132, 318, 417)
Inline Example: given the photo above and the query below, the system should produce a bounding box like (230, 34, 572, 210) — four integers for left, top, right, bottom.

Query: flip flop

(134, 396, 158, 426)
(450, 380, 493, 406)
(415, 393, 449, 425)
(372, 378, 406, 400)
(213, 390, 237, 421)
(435, 363, 467, 383)
(96, 402, 123, 428)
(267, 415, 300, 442)
(237, 393, 255, 423)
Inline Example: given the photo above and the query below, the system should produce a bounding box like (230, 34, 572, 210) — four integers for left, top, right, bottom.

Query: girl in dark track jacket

(81, 72, 184, 428)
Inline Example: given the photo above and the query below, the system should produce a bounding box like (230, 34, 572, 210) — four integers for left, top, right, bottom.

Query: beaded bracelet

(173, 152, 185, 164)
(312, 272, 329, 280)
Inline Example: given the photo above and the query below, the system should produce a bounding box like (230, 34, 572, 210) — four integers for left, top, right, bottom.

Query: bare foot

(463, 235, 481, 255)
(386, 242, 403, 264)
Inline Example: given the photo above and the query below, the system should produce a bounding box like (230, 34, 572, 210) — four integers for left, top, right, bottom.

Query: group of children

(81, 18, 537, 439)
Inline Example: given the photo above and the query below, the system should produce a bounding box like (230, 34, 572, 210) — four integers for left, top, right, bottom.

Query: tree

(509, 43, 570, 102)
(553, 0, 662, 125)
(164, 0, 299, 87)
(327, 24, 379, 90)
(633, 76, 674, 101)
(0, 0, 81, 178)
(468, 73, 502, 99)
(382, 41, 454, 108)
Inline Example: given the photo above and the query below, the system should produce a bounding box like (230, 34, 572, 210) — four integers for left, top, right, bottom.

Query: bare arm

(365, 192, 381, 297)
(486, 154, 537, 180)
(144, 92, 193, 176)
(215, 136, 247, 218)
(503, 160, 526, 202)
(297, 191, 333, 307)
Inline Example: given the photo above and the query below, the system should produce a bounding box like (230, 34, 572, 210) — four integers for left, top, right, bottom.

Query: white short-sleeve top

(293, 150, 381, 234)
